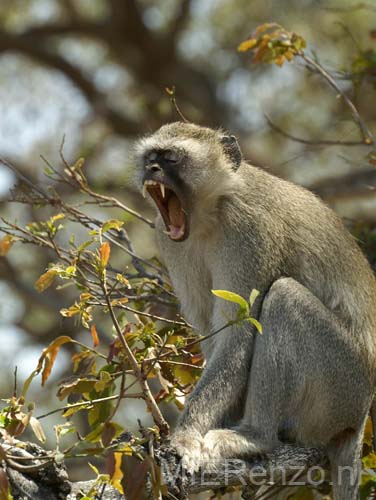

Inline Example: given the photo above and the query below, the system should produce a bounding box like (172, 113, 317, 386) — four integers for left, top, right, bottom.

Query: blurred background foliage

(1, 0, 376, 488)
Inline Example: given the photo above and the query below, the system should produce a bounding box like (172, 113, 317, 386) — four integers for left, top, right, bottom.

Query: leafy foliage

(238, 23, 306, 66)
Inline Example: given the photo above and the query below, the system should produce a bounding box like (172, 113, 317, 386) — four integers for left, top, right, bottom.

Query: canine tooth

(160, 183, 165, 198)
(142, 183, 147, 198)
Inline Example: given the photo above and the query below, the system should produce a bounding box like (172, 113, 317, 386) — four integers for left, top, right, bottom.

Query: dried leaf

(29, 416, 46, 443)
(0, 235, 14, 257)
(90, 324, 100, 347)
(30, 335, 73, 386)
(34, 269, 57, 292)
(123, 460, 149, 500)
(364, 416, 373, 446)
(99, 242, 111, 267)
(0, 468, 10, 500)
(238, 38, 257, 52)
(238, 23, 306, 67)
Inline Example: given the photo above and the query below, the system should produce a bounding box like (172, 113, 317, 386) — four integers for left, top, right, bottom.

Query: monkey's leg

(170, 320, 255, 472)
(203, 278, 372, 499)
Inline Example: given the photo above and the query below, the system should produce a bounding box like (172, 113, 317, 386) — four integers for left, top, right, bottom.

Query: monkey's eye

(163, 150, 179, 163)
(146, 151, 158, 163)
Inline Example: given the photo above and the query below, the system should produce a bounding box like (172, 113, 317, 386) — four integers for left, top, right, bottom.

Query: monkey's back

(230, 163, 376, 364)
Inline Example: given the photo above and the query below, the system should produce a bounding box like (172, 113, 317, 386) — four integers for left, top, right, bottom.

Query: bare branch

(300, 54, 374, 145)
(264, 114, 366, 147)
(156, 444, 328, 498)
(102, 279, 170, 436)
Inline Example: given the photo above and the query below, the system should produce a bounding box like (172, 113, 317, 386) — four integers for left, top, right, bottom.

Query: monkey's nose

(145, 163, 162, 173)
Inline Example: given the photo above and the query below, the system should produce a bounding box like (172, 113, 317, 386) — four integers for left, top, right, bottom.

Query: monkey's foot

(170, 430, 205, 474)
(201, 429, 265, 471)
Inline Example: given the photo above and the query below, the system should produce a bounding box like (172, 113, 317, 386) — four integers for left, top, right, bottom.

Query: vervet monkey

(134, 122, 376, 500)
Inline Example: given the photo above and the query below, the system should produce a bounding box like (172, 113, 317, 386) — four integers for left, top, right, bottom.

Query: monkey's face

(140, 146, 191, 241)
(134, 123, 242, 242)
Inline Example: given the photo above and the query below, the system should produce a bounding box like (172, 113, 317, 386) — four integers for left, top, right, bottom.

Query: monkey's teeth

(142, 180, 159, 198)
(160, 183, 165, 198)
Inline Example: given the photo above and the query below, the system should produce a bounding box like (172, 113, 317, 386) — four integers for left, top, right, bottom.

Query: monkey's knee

(262, 278, 313, 318)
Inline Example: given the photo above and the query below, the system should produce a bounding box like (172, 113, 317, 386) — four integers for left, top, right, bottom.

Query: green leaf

(249, 289, 260, 308)
(102, 219, 124, 233)
(247, 317, 263, 334)
(212, 290, 250, 315)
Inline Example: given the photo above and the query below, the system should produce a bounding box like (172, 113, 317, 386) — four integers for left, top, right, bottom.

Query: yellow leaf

(99, 242, 111, 267)
(72, 157, 85, 170)
(111, 298, 129, 306)
(249, 289, 260, 307)
(80, 292, 93, 302)
(238, 38, 257, 52)
(248, 317, 263, 334)
(363, 451, 376, 468)
(274, 55, 286, 66)
(102, 219, 124, 233)
(0, 235, 14, 256)
(110, 452, 124, 494)
(60, 304, 80, 318)
(34, 270, 57, 292)
(116, 274, 130, 287)
(364, 416, 373, 446)
(50, 213, 65, 223)
(212, 289, 249, 314)
(90, 324, 100, 347)
(174, 366, 197, 385)
(40, 336, 73, 385)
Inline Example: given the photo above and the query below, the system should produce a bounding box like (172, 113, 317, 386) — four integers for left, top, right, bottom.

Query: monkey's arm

(177, 306, 255, 434)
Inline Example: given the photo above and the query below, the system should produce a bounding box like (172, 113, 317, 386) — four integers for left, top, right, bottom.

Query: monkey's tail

(327, 428, 364, 500)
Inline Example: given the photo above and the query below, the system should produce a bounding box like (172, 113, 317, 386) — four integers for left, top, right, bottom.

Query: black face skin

(142, 148, 191, 242)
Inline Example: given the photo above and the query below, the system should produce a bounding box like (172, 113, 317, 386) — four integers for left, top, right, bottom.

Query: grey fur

(133, 122, 376, 500)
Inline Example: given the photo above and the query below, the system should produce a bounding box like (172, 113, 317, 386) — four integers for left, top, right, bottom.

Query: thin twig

(265, 113, 367, 147)
(102, 279, 169, 436)
(301, 53, 374, 145)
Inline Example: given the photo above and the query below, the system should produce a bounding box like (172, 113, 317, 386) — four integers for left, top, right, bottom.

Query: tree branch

(264, 113, 367, 147)
(0, 30, 141, 137)
(169, 445, 329, 497)
(301, 54, 374, 145)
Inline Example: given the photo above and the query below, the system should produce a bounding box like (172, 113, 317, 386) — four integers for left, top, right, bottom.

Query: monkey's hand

(170, 429, 205, 474)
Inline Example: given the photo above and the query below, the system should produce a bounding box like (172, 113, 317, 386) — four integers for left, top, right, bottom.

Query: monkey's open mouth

(143, 180, 188, 242)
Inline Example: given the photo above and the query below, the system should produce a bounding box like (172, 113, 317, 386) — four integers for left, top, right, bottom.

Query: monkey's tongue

(168, 193, 185, 240)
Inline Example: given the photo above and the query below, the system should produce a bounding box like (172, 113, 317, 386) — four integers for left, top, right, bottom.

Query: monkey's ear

(220, 135, 242, 170)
